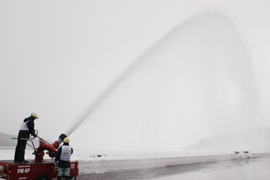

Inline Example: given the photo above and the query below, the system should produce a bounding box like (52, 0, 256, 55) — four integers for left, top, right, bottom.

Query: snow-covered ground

(1, 147, 266, 175)
(0, 147, 238, 161)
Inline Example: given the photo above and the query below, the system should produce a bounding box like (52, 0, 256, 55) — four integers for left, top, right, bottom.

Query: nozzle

(58, 133, 67, 143)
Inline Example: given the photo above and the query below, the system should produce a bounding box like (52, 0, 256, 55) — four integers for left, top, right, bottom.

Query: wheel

(36, 173, 51, 180)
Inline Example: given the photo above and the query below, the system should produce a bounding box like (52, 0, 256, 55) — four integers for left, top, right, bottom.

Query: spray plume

(65, 12, 257, 150)
(65, 56, 146, 136)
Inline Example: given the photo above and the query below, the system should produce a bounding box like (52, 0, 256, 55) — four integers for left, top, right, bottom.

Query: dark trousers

(14, 130, 30, 162)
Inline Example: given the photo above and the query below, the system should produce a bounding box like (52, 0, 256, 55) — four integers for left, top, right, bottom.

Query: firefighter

(55, 137, 73, 180)
(14, 112, 38, 163)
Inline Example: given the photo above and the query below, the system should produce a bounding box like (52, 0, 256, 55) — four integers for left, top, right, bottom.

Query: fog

(1, 1, 270, 150)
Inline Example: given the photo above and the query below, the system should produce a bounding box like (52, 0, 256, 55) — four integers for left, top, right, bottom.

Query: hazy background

(1, 0, 270, 150)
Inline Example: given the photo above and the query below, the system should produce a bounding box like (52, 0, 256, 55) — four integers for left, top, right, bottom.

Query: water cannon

(3, 133, 79, 179)
(34, 133, 67, 162)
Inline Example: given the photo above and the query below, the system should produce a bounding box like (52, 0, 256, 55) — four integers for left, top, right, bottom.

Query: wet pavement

(77, 157, 270, 180)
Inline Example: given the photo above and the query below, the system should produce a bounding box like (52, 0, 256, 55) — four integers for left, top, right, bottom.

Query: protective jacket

(20, 116, 36, 136)
(55, 143, 73, 168)
(14, 116, 36, 162)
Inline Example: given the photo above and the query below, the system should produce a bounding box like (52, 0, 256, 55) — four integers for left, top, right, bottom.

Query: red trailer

(0, 133, 79, 180)
(0, 159, 78, 180)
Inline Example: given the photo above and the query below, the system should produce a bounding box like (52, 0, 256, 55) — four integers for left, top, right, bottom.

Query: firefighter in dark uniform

(14, 112, 38, 163)
(55, 137, 73, 180)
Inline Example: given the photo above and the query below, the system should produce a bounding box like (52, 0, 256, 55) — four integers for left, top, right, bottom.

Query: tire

(36, 173, 51, 180)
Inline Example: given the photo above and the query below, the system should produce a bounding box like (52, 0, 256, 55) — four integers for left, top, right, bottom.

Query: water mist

(67, 12, 257, 150)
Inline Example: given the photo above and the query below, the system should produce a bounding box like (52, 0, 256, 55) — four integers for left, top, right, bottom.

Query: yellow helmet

(63, 137, 70, 143)
(31, 112, 39, 119)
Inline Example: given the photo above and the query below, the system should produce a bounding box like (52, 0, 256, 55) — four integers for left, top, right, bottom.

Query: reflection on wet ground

(78, 157, 270, 180)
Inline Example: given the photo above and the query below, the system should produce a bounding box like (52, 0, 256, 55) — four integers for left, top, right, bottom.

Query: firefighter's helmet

(31, 112, 39, 119)
(63, 137, 70, 143)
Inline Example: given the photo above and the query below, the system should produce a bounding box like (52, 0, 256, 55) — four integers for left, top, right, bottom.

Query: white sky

(1, 0, 270, 149)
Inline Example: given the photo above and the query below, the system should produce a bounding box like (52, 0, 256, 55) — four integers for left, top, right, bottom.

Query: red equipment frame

(0, 160, 78, 180)
(0, 133, 79, 180)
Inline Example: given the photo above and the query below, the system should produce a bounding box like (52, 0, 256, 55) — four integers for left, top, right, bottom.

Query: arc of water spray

(65, 16, 191, 137)
(65, 57, 145, 136)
